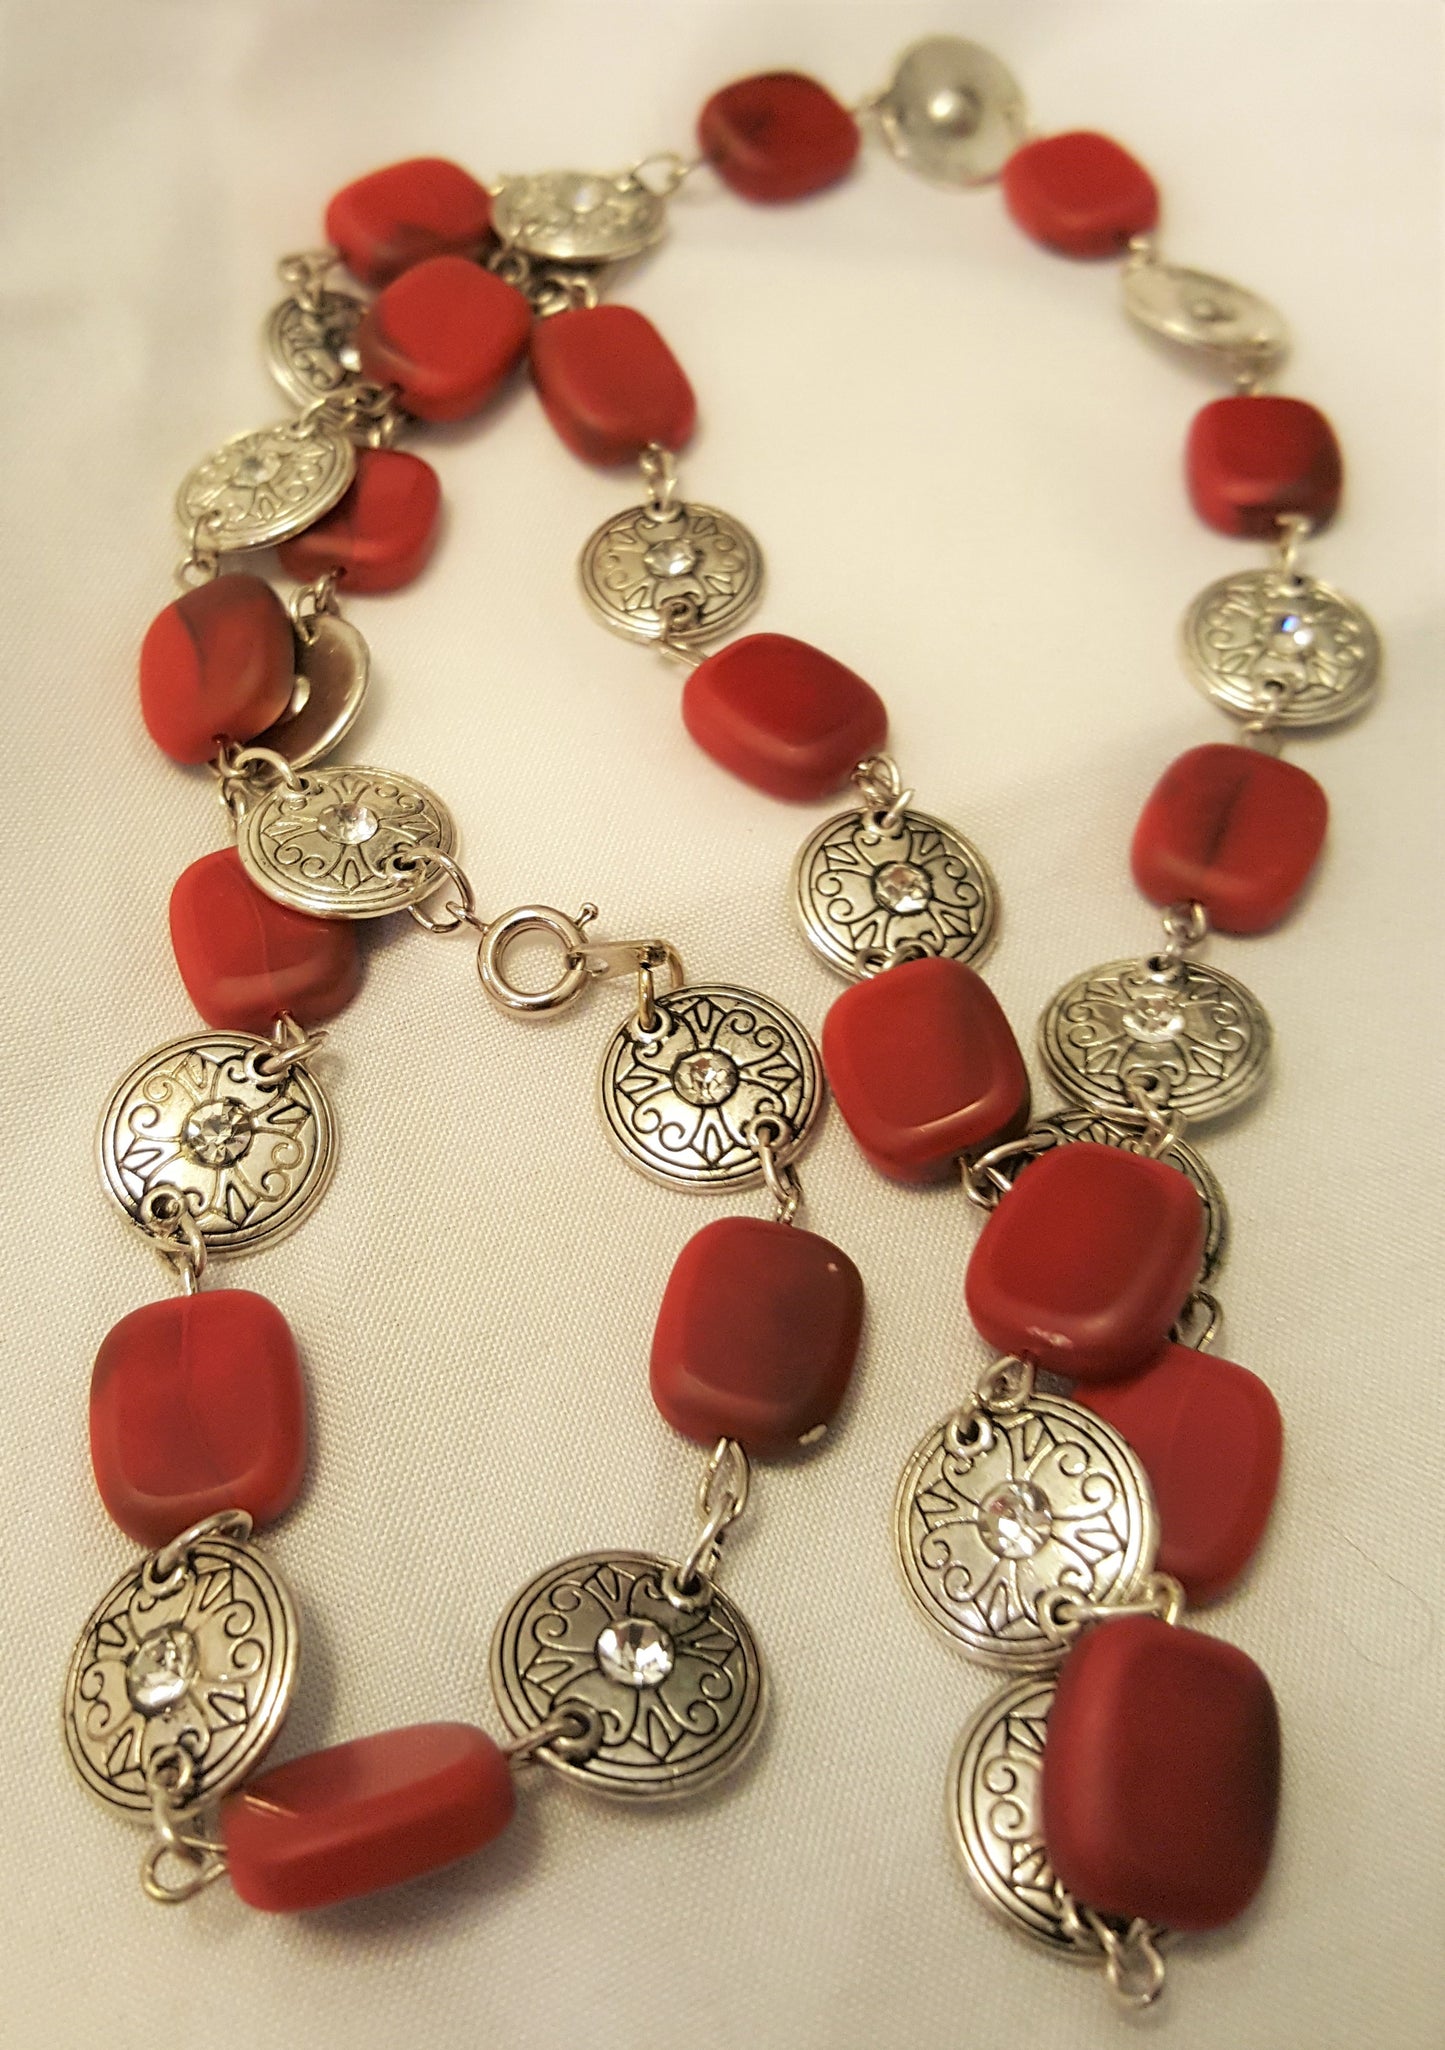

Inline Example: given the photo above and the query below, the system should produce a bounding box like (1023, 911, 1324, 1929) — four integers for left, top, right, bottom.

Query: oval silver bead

(1123, 258, 1288, 370)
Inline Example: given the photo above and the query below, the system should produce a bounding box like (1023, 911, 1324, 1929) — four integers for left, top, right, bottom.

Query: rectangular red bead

(683, 633, 887, 802)
(1186, 395, 1343, 536)
(530, 305, 695, 465)
(1131, 743, 1328, 934)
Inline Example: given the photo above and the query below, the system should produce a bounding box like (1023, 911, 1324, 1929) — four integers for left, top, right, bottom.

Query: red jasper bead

(276, 447, 441, 594)
(89, 1291, 306, 1550)
(356, 256, 531, 422)
(1131, 743, 1328, 935)
(698, 72, 860, 202)
(529, 305, 696, 466)
(1041, 1617, 1281, 1929)
(170, 847, 361, 1036)
(1080, 1342, 1283, 1603)
(965, 1143, 1204, 1381)
(325, 157, 494, 287)
(822, 957, 1030, 1185)
(1001, 131, 1159, 257)
(651, 1217, 864, 1455)
(1186, 395, 1343, 537)
(139, 574, 294, 764)
(682, 634, 888, 801)
(223, 1723, 515, 1912)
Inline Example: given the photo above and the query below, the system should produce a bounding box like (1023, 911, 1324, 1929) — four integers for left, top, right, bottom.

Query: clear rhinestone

(595, 1617, 675, 1690)
(643, 536, 700, 578)
(180, 1097, 254, 1167)
(126, 1625, 199, 1716)
(672, 1048, 740, 1107)
(570, 177, 607, 213)
(1271, 612, 1315, 652)
(232, 452, 281, 487)
(977, 1481, 1054, 1560)
(317, 800, 379, 844)
(874, 861, 932, 915)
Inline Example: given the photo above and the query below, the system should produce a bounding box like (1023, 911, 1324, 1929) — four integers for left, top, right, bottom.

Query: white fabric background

(1, 2, 1441, 2044)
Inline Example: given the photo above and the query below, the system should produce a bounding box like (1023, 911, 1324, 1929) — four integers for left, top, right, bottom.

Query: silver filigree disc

(490, 1551, 765, 1801)
(878, 37, 1028, 186)
(895, 1395, 1158, 1669)
(599, 984, 821, 1190)
(64, 1535, 297, 1817)
(492, 170, 666, 263)
(252, 616, 370, 769)
(1022, 1108, 1228, 1278)
(264, 290, 366, 408)
(98, 1032, 335, 1254)
(237, 763, 456, 918)
(1039, 955, 1272, 1124)
(175, 420, 356, 552)
(1124, 261, 1288, 368)
(578, 501, 763, 647)
(793, 807, 998, 980)
(1182, 567, 1381, 729)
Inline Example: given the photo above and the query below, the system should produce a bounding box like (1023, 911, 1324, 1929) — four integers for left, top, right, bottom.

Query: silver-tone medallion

(1124, 260, 1287, 370)
(877, 37, 1028, 186)
(64, 1531, 296, 1817)
(895, 1394, 1158, 1669)
(237, 763, 456, 918)
(252, 615, 370, 769)
(578, 501, 763, 647)
(264, 290, 366, 407)
(175, 419, 356, 552)
(793, 807, 998, 980)
(492, 170, 667, 263)
(1039, 956, 1272, 1124)
(1182, 567, 1381, 728)
(1022, 1109, 1227, 1278)
(490, 1551, 765, 1801)
(99, 1032, 336, 1254)
(599, 984, 821, 1190)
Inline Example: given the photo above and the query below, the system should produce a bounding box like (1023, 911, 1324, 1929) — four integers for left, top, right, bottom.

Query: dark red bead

(965, 1143, 1204, 1381)
(1080, 1342, 1283, 1603)
(1131, 744, 1328, 934)
(170, 847, 361, 1035)
(530, 305, 696, 465)
(223, 1723, 515, 1912)
(1001, 131, 1159, 257)
(682, 634, 888, 801)
(325, 158, 493, 287)
(823, 957, 1030, 1184)
(139, 575, 294, 764)
(1186, 395, 1343, 536)
(1041, 1617, 1281, 1929)
(651, 1217, 864, 1455)
(356, 256, 531, 422)
(89, 1291, 306, 1549)
(698, 72, 859, 202)
(276, 447, 441, 594)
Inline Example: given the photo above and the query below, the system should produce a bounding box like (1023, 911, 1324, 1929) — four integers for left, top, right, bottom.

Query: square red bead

(1131, 743, 1328, 934)
(1001, 131, 1158, 257)
(1186, 395, 1343, 536)
(682, 634, 887, 801)
(357, 256, 531, 422)
(325, 158, 494, 287)
(698, 72, 859, 202)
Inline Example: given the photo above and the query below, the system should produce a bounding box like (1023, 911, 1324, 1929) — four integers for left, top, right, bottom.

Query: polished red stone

(356, 256, 531, 422)
(170, 847, 361, 1035)
(1041, 1617, 1281, 1929)
(276, 447, 441, 594)
(823, 957, 1030, 1185)
(223, 1723, 515, 1912)
(89, 1291, 306, 1549)
(965, 1143, 1204, 1381)
(1080, 1342, 1283, 1603)
(139, 574, 294, 764)
(698, 72, 859, 202)
(1131, 744, 1328, 934)
(651, 1217, 864, 1454)
(682, 634, 888, 801)
(530, 305, 696, 465)
(1001, 131, 1159, 256)
(326, 158, 494, 287)
(1186, 395, 1343, 536)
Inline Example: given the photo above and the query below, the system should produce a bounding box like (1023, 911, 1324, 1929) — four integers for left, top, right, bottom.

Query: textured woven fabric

(2, 3, 1441, 2045)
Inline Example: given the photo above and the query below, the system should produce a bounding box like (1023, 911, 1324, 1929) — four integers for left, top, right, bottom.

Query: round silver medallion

(793, 807, 998, 979)
(264, 290, 366, 407)
(252, 615, 370, 769)
(1039, 956, 1272, 1124)
(237, 763, 456, 918)
(895, 1395, 1157, 1669)
(99, 1032, 335, 1254)
(578, 501, 763, 646)
(1022, 1109, 1228, 1278)
(1124, 261, 1288, 369)
(64, 1533, 296, 1817)
(492, 170, 666, 263)
(175, 419, 355, 552)
(1182, 567, 1381, 728)
(878, 37, 1028, 186)
(599, 984, 821, 1190)
(490, 1551, 765, 1801)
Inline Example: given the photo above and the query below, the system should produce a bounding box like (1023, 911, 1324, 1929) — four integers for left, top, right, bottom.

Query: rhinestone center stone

(126, 1624, 199, 1715)
(672, 1048, 740, 1107)
(874, 861, 932, 914)
(180, 1097, 254, 1168)
(977, 1480, 1054, 1560)
(595, 1617, 675, 1690)
(317, 800, 379, 844)
(643, 535, 701, 578)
